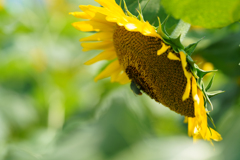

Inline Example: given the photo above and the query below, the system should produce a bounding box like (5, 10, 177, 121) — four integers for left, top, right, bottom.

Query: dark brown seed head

(113, 26, 195, 117)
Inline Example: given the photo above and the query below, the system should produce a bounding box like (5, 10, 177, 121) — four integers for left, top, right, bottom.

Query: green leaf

(161, 0, 240, 28)
(205, 74, 215, 91)
(207, 90, 225, 98)
(185, 38, 203, 56)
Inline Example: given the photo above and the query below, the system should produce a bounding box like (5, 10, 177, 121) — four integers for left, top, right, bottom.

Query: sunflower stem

(170, 19, 191, 42)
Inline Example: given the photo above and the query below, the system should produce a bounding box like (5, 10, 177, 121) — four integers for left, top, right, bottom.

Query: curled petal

(157, 42, 170, 56)
(167, 52, 180, 61)
(179, 51, 192, 101)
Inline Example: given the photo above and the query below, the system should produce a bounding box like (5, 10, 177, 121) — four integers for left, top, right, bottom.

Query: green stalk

(170, 19, 191, 42)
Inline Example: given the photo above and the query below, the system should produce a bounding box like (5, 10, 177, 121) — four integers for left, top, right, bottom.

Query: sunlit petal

(81, 41, 113, 51)
(84, 48, 117, 65)
(94, 60, 121, 82)
(80, 32, 113, 42)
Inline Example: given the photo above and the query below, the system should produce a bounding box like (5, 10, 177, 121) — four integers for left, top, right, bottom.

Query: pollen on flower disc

(113, 26, 194, 117)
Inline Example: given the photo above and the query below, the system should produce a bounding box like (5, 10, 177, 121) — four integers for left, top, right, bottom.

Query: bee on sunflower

(70, 0, 223, 144)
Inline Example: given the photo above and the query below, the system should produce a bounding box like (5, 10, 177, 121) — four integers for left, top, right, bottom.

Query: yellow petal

(72, 21, 114, 32)
(79, 5, 96, 18)
(110, 69, 130, 84)
(115, 72, 131, 84)
(80, 32, 113, 42)
(123, 17, 142, 32)
(69, 12, 91, 19)
(209, 128, 223, 141)
(167, 52, 180, 61)
(190, 77, 220, 142)
(196, 89, 207, 119)
(90, 12, 116, 24)
(86, 5, 124, 22)
(192, 77, 199, 105)
(110, 68, 122, 82)
(188, 117, 197, 137)
(157, 42, 170, 56)
(106, 16, 127, 25)
(81, 41, 113, 51)
(83, 2, 160, 39)
(79, 1, 161, 39)
(188, 78, 200, 138)
(125, 23, 138, 31)
(179, 51, 192, 101)
(142, 21, 161, 38)
(94, 60, 121, 82)
(84, 48, 116, 65)
(182, 78, 191, 101)
(95, 0, 125, 16)
(184, 116, 188, 123)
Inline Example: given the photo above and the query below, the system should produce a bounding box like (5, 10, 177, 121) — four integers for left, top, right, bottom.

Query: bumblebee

(130, 81, 142, 95)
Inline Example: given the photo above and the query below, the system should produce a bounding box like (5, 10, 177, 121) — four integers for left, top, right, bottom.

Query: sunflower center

(113, 26, 194, 117)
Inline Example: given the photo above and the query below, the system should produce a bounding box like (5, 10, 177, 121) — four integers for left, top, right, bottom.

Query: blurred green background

(0, 0, 240, 160)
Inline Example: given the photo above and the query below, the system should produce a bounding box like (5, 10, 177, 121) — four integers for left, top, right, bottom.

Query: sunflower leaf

(207, 90, 225, 98)
(205, 74, 215, 91)
(185, 38, 203, 56)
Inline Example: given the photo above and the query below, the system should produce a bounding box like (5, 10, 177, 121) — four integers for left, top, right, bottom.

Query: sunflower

(70, 0, 223, 144)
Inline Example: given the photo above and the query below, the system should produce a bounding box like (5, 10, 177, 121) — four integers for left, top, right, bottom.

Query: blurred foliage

(0, 0, 239, 160)
(161, 0, 240, 28)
